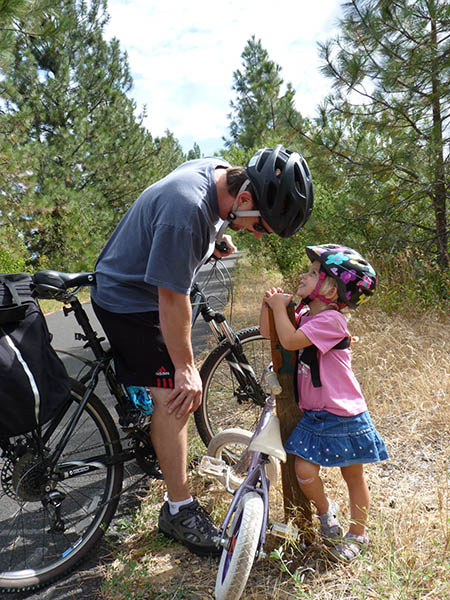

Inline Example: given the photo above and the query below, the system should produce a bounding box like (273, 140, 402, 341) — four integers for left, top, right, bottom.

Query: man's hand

(213, 234, 236, 258)
(165, 364, 202, 419)
(158, 287, 202, 418)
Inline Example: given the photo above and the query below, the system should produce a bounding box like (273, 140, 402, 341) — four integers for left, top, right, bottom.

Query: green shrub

(0, 227, 29, 273)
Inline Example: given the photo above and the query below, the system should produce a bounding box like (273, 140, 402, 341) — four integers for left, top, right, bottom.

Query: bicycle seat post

(64, 297, 106, 360)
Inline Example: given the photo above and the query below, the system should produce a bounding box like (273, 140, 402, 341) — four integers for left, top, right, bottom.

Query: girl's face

(296, 260, 321, 299)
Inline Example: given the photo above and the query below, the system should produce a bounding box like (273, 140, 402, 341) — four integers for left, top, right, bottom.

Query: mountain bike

(192, 259, 272, 445)
(0, 259, 270, 593)
(199, 367, 297, 600)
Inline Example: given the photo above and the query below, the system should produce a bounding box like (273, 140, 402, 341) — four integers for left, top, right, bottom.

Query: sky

(104, 0, 344, 155)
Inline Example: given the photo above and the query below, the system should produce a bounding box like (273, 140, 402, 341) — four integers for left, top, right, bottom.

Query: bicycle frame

(33, 262, 267, 477)
(213, 368, 281, 558)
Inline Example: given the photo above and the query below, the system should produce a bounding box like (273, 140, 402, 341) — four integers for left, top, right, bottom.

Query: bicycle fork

(215, 462, 270, 559)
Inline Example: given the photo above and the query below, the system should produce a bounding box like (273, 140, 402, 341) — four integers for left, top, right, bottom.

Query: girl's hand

(264, 287, 284, 300)
(264, 291, 293, 310)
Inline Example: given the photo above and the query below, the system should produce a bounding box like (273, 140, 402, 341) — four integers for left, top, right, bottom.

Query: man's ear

(236, 190, 253, 210)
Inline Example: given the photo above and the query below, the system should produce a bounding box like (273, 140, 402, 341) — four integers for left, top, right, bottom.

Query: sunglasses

(253, 217, 271, 234)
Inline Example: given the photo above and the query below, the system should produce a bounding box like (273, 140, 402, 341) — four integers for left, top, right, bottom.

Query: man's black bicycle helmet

(246, 144, 314, 238)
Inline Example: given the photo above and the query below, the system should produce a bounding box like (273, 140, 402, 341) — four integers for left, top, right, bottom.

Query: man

(91, 144, 314, 555)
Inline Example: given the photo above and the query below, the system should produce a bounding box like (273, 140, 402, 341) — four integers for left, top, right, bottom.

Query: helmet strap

(229, 179, 260, 219)
(216, 179, 260, 242)
(305, 271, 340, 308)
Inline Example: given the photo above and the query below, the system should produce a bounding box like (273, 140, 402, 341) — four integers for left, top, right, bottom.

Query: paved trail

(5, 255, 242, 600)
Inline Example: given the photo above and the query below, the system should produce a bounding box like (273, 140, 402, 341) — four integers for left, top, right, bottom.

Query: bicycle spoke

(196, 328, 272, 444)
(0, 380, 123, 592)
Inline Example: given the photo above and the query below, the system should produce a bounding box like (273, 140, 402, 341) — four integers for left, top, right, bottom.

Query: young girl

(260, 244, 389, 561)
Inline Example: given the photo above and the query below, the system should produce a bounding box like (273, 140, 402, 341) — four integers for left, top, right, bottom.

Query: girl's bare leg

(340, 464, 370, 537)
(294, 456, 329, 514)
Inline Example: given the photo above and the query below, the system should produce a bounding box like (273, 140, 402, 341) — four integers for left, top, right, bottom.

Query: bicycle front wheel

(195, 327, 271, 446)
(215, 491, 264, 600)
(0, 379, 123, 593)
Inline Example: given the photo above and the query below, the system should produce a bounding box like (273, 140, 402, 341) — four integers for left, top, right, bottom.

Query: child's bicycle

(199, 366, 297, 600)
(0, 259, 271, 593)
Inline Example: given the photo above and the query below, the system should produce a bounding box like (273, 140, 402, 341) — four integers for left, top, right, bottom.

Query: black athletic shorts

(91, 299, 175, 388)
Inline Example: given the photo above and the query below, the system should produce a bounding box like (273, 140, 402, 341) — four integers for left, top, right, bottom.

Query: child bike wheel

(215, 491, 264, 600)
(207, 428, 280, 489)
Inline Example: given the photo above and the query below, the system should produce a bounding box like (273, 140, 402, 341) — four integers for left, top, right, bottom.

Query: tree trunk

(268, 305, 313, 540)
(430, 14, 449, 268)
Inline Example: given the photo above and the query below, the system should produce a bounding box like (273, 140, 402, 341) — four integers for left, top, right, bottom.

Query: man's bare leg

(149, 387, 190, 501)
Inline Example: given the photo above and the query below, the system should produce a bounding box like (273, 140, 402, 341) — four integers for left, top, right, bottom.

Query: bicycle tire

(207, 428, 280, 489)
(0, 379, 123, 592)
(215, 491, 264, 600)
(195, 327, 271, 446)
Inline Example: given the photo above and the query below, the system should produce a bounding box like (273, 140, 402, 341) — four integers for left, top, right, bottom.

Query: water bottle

(126, 385, 154, 415)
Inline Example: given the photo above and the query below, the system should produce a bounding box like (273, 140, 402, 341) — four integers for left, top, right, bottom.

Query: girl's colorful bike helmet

(246, 145, 314, 238)
(306, 244, 377, 308)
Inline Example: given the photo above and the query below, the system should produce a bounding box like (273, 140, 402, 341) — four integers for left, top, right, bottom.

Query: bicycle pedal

(198, 455, 228, 478)
(198, 455, 241, 493)
(270, 521, 299, 541)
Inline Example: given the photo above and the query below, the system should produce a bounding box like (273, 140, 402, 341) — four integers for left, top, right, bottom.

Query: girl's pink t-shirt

(296, 309, 367, 416)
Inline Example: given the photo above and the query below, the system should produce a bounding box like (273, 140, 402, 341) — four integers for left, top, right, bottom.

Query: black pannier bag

(0, 273, 70, 437)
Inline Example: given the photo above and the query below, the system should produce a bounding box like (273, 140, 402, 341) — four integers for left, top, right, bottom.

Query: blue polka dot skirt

(285, 410, 389, 467)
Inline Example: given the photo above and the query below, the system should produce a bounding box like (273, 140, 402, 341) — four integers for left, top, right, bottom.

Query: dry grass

(100, 257, 449, 600)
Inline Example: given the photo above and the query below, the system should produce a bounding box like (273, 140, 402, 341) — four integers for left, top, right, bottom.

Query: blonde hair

(320, 274, 338, 298)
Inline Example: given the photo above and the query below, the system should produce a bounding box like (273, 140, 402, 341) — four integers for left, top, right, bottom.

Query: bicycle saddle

(33, 270, 96, 299)
(248, 415, 287, 462)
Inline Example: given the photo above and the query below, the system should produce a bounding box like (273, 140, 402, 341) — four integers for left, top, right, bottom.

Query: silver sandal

(318, 499, 342, 546)
(328, 532, 369, 562)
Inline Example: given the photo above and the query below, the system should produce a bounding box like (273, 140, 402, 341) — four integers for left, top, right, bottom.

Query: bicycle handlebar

(266, 371, 282, 396)
(215, 241, 228, 253)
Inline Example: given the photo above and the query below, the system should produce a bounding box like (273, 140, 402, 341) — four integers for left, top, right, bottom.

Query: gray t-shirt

(91, 157, 229, 312)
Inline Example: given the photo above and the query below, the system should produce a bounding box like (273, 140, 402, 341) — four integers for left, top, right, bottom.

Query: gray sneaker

(318, 498, 342, 546)
(158, 499, 220, 556)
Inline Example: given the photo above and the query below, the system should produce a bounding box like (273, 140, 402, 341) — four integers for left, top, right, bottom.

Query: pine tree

(0, 0, 60, 69)
(316, 0, 449, 267)
(226, 36, 298, 150)
(0, 0, 183, 270)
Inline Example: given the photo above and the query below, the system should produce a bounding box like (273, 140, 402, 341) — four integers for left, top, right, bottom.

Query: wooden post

(268, 304, 312, 539)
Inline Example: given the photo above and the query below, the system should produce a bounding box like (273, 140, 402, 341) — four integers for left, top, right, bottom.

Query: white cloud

(104, 0, 343, 153)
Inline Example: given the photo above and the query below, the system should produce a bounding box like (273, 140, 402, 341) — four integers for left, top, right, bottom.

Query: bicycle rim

(0, 379, 123, 592)
(215, 492, 264, 600)
(196, 327, 272, 446)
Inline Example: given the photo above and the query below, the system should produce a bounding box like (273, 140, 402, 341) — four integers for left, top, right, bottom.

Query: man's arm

(158, 287, 202, 418)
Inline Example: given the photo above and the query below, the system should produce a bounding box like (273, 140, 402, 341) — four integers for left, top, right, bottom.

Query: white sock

(164, 492, 193, 515)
